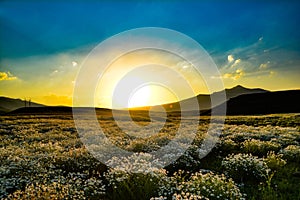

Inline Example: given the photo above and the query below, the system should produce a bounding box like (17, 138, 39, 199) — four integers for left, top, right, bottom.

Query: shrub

(6, 172, 106, 200)
(104, 153, 169, 200)
(263, 151, 286, 171)
(242, 139, 281, 156)
(162, 171, 245, 200)
(217, 138, 239, 154)
(7, 181, 86, 200)
(280, 145, 300, 163)
(171, 193, 207, 200)
(166, 145, 201, 173)
(105, 170, 168, 200)
(222, 153, 270, 183)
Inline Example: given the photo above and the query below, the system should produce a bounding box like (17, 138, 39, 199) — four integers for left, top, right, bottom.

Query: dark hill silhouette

(151, 85, 268, 111)
(218, 85, 267, 100)
(8, 106, 113, 115)
(0, 96, 44, 113)
(8, 106, 72, 115)
(207, 90, 300, 115)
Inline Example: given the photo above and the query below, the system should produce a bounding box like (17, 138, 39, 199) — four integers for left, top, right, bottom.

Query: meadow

(0, 113, 299, 199)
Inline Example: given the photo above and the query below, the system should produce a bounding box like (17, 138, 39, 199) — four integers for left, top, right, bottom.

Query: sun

(127, 84, 180, 109)
(128, 85, 151, 108)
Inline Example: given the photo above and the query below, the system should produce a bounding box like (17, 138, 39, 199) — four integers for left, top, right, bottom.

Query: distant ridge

(208, 90, 300, 115)
(8, 106, 72, 115)
(7, 106, 113, 115)
(0, 96, 44, 113)
(151, 85, 268, 112)
(220, 85, 267, 100)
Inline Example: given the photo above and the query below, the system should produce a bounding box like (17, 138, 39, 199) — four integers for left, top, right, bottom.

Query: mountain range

(1, 85, 299, 115)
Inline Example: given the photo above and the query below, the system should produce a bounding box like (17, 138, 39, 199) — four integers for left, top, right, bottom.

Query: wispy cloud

(212, 35, 300, 84)
(227, 54, 234, 63)
(72, 61, 78, 67)
(0, 71, 18, 81)
(259, 61, 270, 70)
(222, 69, 245, 80)
(50, 69, 59, 76)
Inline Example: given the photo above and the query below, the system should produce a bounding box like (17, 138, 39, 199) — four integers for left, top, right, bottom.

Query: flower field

(0, 114, 299, 199)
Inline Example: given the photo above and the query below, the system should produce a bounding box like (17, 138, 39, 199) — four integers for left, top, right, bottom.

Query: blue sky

(0, 0, 299, 105)
(1, 1, 299, 58)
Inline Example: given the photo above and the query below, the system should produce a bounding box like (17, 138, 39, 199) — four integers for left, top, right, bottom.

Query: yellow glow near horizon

(127, 84, 179, 108)
(128, 85, 151, 108)
(94, 49, 207, 109)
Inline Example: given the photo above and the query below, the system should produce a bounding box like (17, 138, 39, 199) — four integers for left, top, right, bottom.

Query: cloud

(234, 59, 241, 65)
(72, 61, 78, 67)
(227, 54, 234, 63)
(259, 61, 270, 70)
(217, 38, 282, 81)
(269, 71, 276, 77)
(222, 69, 245, 80)
(0, 71, 18, 81)
(50, 69, 59, 76)
(219, 36, 299, 74)
(230, 59, 241, 68)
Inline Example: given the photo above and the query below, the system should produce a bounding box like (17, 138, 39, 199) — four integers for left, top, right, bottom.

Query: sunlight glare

(128, 85, 151, 108)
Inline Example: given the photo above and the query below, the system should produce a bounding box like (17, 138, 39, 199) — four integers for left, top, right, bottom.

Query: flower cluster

(6, 171, 106, 199)
(104, 153, 169, 200)
(171, 192, 207, 200)
(222, 153, 270, 183)
(157, 170, 245, 200)
(280, 145, 300, 162)
(263, 151, 286, 171)
(242, 139, 281, 156)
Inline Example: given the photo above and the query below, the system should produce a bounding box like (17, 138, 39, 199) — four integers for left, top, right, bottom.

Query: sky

(0, 0, 300, 107)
